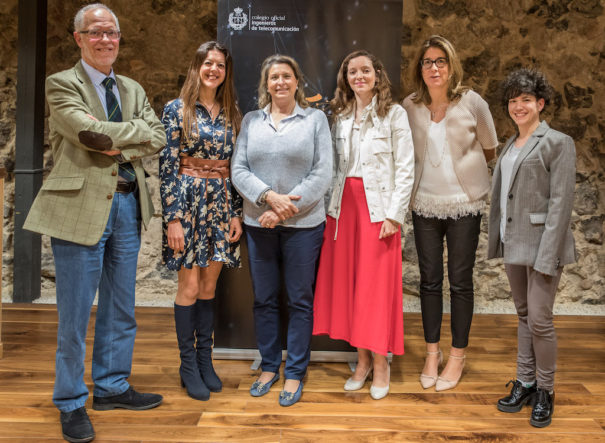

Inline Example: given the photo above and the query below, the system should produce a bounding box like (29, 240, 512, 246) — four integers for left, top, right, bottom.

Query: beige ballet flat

(435, 354, 466, 392)
(419, 349, 443, 389)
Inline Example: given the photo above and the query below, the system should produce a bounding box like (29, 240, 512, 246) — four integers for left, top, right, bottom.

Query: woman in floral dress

(160, 41, 242, 401)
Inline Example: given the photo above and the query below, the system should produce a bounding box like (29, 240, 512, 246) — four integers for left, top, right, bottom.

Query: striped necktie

(102, 77, 135, 182)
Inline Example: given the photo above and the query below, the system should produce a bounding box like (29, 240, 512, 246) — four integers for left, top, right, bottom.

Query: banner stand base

(213, 348, 391, 372)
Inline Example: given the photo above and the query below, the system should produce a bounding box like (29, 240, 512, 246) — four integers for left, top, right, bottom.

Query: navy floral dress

(160, 98, 242, 270)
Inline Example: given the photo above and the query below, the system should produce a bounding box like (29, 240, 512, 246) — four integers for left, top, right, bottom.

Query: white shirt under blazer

(326, 97, 415, 229)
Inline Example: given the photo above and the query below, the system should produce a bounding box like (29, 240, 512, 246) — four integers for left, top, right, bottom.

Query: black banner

(215, 0, 403, 353)
(218, 0, 403, 114)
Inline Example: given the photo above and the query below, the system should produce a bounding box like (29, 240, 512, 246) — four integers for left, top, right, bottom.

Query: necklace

(426, 120, 447, 168)
(426, 139, 447, 168)
(429, 102, 448, 122)
(200, 100, 217, 119)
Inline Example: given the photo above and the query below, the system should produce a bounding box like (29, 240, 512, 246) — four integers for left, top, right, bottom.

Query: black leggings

(412, 212, 481, 348)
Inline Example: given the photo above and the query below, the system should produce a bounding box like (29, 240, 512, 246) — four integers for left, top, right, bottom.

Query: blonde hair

(411, 35, 469, 105)
(257, 54, 308, 109)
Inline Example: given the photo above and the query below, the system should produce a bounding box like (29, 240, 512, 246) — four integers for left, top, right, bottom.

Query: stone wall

(1, 0, 603, 313)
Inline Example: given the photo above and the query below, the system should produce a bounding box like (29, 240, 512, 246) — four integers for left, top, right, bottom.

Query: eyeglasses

(79, 29, 121, 41)
(420, 57, 448, 70)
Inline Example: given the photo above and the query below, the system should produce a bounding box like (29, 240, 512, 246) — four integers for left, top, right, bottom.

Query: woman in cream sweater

(402, 35, 498, 392)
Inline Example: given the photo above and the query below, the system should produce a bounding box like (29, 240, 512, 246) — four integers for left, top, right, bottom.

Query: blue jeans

(51, 192, 141, 412)
(246, 223, 324, 380)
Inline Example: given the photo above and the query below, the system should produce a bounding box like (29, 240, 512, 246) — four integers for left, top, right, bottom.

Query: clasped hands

(257, 190, 300, 229)
(257, 190, 401, 238)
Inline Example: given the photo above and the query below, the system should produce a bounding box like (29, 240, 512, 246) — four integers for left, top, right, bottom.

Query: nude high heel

(419, 349, 443, 389)
(435, 354, 466, 392)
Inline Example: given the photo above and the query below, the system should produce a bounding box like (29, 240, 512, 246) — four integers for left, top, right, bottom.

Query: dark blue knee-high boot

(174, 304, 210, 400)
(195, 299, 222, 392)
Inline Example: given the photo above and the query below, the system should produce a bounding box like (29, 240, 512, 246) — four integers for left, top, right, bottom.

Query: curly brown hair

(330, 50, 393, 118)
(179, 41, 242, 139)
(257, 54, 308, 109)
(411, 35, 469, 105)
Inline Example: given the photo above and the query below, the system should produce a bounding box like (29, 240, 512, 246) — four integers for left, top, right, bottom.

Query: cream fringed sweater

(402, 90, 498, 217)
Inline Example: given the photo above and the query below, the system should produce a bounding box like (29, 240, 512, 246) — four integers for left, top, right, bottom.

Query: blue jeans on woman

(51, 192, 141, 412)
(245, 223, 324, 380)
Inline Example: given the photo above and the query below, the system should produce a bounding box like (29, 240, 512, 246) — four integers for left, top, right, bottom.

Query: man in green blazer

(23, 4, 165, 442)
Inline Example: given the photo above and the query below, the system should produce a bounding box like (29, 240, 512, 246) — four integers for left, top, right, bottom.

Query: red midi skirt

(313, 177, 404, 355)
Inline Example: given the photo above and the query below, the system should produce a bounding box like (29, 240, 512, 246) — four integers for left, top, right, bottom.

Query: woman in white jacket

(313, 50, 414, 400)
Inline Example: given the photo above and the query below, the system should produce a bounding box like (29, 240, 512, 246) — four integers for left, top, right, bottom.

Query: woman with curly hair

(402, 35, 498, 392)
(313, 50, 414, 400)
(160, 41, 243, 401)
(489, 67, 576, 428)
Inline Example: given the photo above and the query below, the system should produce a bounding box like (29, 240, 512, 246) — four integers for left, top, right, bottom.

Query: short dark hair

(500, 67, 552, 111)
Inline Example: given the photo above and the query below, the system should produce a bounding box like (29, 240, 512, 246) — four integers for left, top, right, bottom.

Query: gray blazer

(487, 121, 576, 276)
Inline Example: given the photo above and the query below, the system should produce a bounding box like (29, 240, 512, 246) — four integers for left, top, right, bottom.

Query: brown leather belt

(178, 156, 232, 218)
(116, 181, 137, 193)
(178, 156, 230, 179)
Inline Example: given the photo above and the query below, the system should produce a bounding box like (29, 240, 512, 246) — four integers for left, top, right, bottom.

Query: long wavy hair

(179, 41, 242, 139)
(257, 54, 309, 109)
(411, 35, 469, 105)
(330, 50, 393, 118)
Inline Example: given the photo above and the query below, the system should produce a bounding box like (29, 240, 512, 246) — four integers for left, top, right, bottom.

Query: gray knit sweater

(232, 104, 332, 228)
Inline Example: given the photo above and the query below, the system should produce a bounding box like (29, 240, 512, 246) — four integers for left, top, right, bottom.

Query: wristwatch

(258, 188, 271, 205)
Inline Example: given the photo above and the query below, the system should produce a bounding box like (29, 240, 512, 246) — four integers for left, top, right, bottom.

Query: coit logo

(228, 7, 248, 31)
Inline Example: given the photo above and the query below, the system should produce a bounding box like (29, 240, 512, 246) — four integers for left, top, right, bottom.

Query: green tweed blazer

(24, 61, 166, 246)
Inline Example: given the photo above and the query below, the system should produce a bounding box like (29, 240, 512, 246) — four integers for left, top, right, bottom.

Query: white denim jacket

(326, 98, 415, 238)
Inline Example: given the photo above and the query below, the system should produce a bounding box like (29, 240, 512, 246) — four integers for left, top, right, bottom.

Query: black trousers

(412, 212, 481, 348)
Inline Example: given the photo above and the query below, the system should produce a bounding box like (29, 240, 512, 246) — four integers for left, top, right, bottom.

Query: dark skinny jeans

(412, 211, 481, 349)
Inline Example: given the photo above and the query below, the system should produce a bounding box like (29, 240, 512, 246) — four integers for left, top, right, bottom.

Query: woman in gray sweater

(232, 54, 332, 407)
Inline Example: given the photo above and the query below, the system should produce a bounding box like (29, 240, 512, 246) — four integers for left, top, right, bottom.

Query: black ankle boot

(530, 388, 554, 427)
(497, 379, 537, 413)
(174, 304, 210, 401)
(195, 299, 222, 392)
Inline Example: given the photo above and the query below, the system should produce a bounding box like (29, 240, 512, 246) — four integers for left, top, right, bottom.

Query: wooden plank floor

(0, 304, 604, 442)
